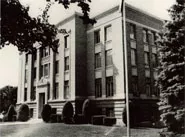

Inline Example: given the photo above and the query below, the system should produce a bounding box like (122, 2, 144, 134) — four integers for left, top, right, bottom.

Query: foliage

(157, 0, 185, 134)
(41, 104, 52, 122)
(17, 104, 29, 121)
(3, 105, 17, 122)
(1, 0, 96, 53)
(0, 86, 17, 112)
(62, 101, 74, 124)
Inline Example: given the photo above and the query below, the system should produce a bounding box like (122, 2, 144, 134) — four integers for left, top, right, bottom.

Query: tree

(1, 0, 96, 53)
(157, 0, 185, 135)
(0, 86, 17, 112)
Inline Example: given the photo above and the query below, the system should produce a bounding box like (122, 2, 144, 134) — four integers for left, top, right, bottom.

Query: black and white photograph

(0, 0, 185, 136)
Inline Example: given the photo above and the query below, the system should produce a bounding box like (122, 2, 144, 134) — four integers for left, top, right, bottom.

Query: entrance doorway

(38, 93, 45, 118)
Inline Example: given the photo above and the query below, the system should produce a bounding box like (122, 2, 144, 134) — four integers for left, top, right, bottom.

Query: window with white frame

(53, 83, 59, 99)
(64, 57, 69, 71)
(64, 35, 70, 48)
(64, 81, 70, 99)
(31, 87, 36, 101)
(143, 29, 148, 43)
(130, 24, 136, 39)
(105, 25, 112, 41)
(106, 76, 114, 97)
(25, 69, 28, 83)
(131, 49, 137, 66)
(94, 30, 100, 44)
(95, 53, 101, 68)
(42, 47, 50, 57)
(151, 32, 156, 45)
(106, 50, 113, 66)
(144, 52, 150, 66)
(95, 78, 102, 97)
(152, 53, 158, 68)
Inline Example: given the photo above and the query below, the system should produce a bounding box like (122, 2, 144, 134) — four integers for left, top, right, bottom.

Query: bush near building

(62, 102, 74, 124)
(17, 104, 29, 121)
(41, 104, 52, 122)
(3, 105, 17, 122)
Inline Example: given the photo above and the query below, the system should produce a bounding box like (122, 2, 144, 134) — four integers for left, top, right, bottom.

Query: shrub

(82, 99, 92, 123)
(122, 103, 137, 127)
(74, 114, 86, 124)
(62, 101, 74, 124)
(3, 105, 17, 122)
(41, 104, 52, 123)
(92, 115, 105, 125)
(104, 117, 116, 126)
(17, 104, 29, 122)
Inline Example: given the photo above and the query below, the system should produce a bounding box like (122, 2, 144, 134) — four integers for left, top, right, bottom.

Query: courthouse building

(17, 4, 163, 123)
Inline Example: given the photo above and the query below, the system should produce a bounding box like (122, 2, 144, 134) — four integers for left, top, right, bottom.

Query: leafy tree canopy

(1, 0, 96, 53)
(157, 0, 185, 134)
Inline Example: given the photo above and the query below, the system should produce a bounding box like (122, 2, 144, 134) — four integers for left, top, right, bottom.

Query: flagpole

(121, 0, 130, 136)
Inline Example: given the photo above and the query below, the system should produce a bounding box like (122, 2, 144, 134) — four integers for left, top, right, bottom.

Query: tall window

(64, 35, 69, 48)
(55, 61, 59, 74)
(53, 83, 59, 99)
(25, 70, 28, 83)
(24, 88, 27, 101)
(106, 50, 113, 66)
(105, 25, 112, 41)
(43, 64, 50, 76)
(42, 47, 50, 57)
(64, 57, 69, 71)
(31, 87, 36, 101)
(131, 49, 137, 66)
(25, 54, 28, 64)
(95, 53, 101, 68)
(143, 29, 148, 43)
(33, 51, 37, 61)
(151, 32, 155, 45)
(94, 30, 100, 44)
(106, 76, 114, 97)
(95, 78, 102, 97)
(33, 67, 36, 80)
(47, 84, 50, 100)
(130, 24, 136, 39)
(152, 53, 158, 68)
(64, 81, 70, 99)
(144, 52, 150, 66)
(146, 84, 151, 96)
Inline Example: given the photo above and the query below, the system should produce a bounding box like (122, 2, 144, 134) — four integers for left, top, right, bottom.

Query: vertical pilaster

(50, 49, 55, 100)
(17, 53, 23, 104)
(27, 54, 33, 102)
(21, 53, 26, 103)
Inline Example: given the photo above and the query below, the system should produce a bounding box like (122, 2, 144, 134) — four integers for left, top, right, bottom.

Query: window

(144, 52, 150, 66)
(43, 64, 50, 76)
(130, 24, 136, 39)
(64, 35, 70, 48)
(131, 49, 137, 66)
(106, 76, 114, 97)
(33, 51, 37, 61)
(24, 88, 27, 101)
(64, 81, 70, 99)
(106, 50, 113, 66)
(95, 78, 102, 97)
(143, 29, 148, 43)
(41, 65, 43, 77)
(55, 61, 59, 74)
(47, 84, 50, 100)
(151, 32, 156, 45)
(105, 25, 112, 41)
(42, 47, 50, 57)
(146, 84, 151, 96)
(25, 54, 28, 64)
(94, 30, 100, 44)
(64, 57, 69, 71)
(33, 67, 36, 80)
(31, 87, 36, 101)
(95, 53, 101, 68)
(152, 53, 158, 68)
(53, 83, 59, 99)
(25, 70, 28, 83)
(131, 76, 138, 94)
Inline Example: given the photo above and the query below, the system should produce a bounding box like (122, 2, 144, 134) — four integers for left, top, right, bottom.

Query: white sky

(0, 0, 175, 88)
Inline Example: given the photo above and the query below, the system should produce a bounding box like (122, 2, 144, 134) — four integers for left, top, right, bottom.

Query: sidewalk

(0, 118, 43, 126)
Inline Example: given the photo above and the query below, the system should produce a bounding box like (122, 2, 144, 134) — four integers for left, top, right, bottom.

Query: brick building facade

(17, 4, 163, 124)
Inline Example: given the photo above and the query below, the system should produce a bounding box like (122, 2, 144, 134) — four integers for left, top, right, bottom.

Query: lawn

(0, 122, 164, 137)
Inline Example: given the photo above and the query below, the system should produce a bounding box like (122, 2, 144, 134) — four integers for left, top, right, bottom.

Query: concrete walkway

(0, 118, 43, 126)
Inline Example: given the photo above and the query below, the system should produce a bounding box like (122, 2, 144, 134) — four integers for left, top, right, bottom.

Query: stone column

(17, 53, 23, 104)
(27, 54, 33, 102)
(50, 49, 55, 100)
(21, 53, 26, 103)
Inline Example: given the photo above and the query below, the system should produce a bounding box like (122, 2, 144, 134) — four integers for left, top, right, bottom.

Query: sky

(0, 0, 176, 88)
